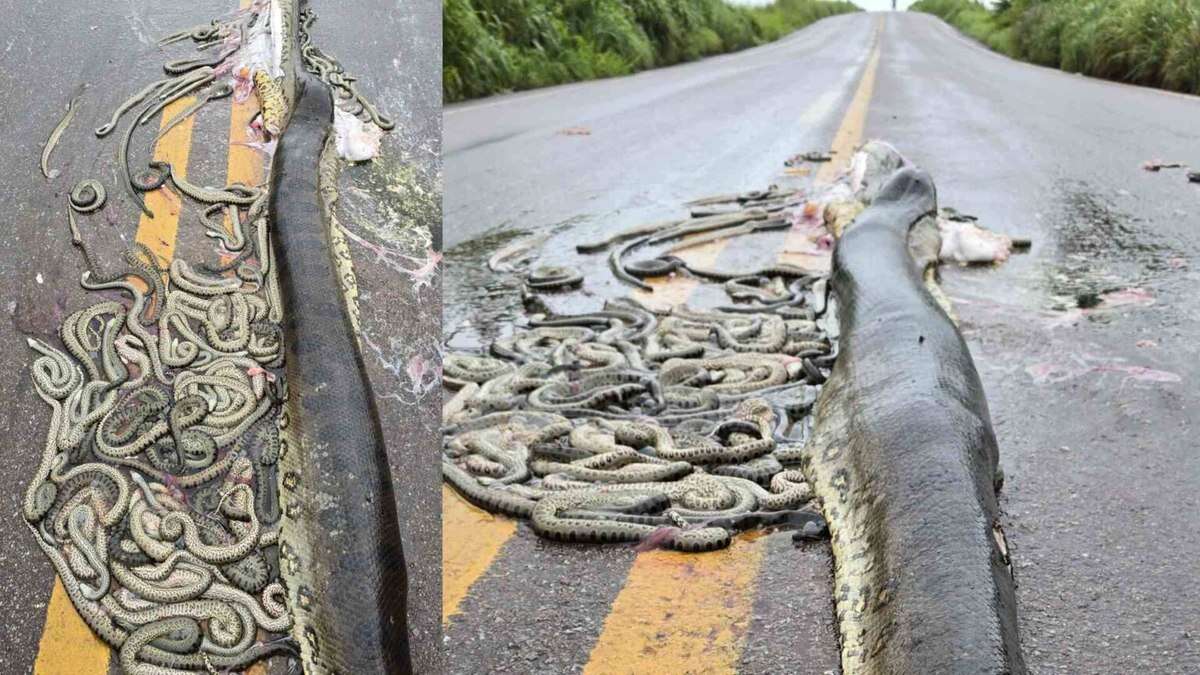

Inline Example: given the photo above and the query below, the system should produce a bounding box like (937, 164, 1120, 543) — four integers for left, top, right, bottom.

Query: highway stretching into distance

(444, 10, 1200, 673)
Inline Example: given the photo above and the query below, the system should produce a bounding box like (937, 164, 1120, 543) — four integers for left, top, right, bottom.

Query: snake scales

(23, 1, 406, 672)
(444, 179, 839, 551)
(448, 141, 1024, 670)
(271, 73, 412, 674)
(802, 158, 1026, 672)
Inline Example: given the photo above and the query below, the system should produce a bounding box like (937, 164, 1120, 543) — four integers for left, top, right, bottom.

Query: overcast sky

(726, 0, 919, 10)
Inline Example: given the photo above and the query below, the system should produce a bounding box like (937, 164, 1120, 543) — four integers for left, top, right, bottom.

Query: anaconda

(272, 73, 413, 673)
(802, 167, 1025, 672)
(22, 1, 409, 672)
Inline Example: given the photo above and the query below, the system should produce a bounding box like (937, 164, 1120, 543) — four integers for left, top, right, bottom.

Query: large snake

(23, 1, 410, 672)
(271, 73, 413, 674)
(800, 166, 1026, 673)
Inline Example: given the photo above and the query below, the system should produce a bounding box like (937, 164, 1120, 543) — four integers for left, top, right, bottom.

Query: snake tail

(271, 73, 413, 673)
(803, 167, 1026, 673)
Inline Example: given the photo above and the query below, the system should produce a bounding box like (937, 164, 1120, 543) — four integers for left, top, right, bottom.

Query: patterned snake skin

(443, 176, 843, 551)
(20, 1, 411, 671)
(272, 74, 412, 674)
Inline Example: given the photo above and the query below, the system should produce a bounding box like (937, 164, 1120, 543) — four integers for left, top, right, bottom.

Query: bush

(444, 0, 859, 102)
(910, 0, 1200, 96)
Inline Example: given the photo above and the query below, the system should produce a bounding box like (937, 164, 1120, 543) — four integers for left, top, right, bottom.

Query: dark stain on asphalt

(1043, 180, 1181, 307)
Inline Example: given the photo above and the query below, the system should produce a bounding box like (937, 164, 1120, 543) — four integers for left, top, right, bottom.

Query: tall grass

(444, 0, 860, 102)
(910, 0, 1200, 96)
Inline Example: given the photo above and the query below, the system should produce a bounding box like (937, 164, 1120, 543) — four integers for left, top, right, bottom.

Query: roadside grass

(910, 0, 1200, 96)
(444, 0, 860, 102)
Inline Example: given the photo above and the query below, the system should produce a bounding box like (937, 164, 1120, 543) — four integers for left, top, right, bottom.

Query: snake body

(254, 70, 287, 136)
(42, 90, 83, 179)
(69, 180, 106, 213)
(802, 167, 1025, 672)
(271, 74, 412, 674)
(526, 265, 583, 290)
(624, 256, 685, 278)
(297, 8, 394, 130)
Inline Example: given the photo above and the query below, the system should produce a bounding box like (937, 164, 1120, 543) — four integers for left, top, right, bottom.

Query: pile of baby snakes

(23, 8, 306, 673)
(445, 202, 836, 552)
(25, 249, 292, 671)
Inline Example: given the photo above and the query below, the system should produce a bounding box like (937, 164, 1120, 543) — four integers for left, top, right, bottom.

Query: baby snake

(445, 198, 836, 549)
(297, 7, 394, 130)
(42, 88, 84, 179)
(19, 1, 405, 671)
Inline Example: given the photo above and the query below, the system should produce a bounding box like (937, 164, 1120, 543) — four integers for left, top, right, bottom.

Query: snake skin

(444, 180, 838, 551)
(272, 74, 413, 674)
(802, 166, 1026, 673)
(21, 2, 412, 672)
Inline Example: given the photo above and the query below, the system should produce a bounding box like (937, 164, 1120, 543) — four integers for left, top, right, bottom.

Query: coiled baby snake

(15, 2, 406, 671)
(445, 187, 836, 550)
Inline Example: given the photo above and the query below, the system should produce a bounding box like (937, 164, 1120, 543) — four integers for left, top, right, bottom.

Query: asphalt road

(0, 1, 441, 673)
(444, 10, 1200, 674)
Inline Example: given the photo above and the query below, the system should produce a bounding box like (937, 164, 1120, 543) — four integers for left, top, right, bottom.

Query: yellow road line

(816, 16, 883, 186)
(134, 96, 199, 271)
(780, 16, 883, 272)
(33, 95, 200, 675)
(636, 15, 883, 304)
(442, 486, 518, 625)
(583, 537, 767, 675)
(587, 230, 770, 674)
(584, 18, 885, 674)
(225, 66, 264, 236)
(584, 135, 770, 675)
(32, 579, 110, 675)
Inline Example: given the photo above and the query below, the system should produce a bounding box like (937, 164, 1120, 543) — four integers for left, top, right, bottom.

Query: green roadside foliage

(909, 0, 1200, 96)
(444, 0, 861, 102)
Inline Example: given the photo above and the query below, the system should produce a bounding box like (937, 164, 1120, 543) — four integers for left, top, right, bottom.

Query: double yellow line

(443, 16, 884, 674)
(34, 94, 198, 675)
(34, 11, 885, 673)
(32, 3, 265, 669)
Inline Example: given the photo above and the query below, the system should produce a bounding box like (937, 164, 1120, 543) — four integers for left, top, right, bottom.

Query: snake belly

(802, 167, 1026, 673)
(271, 74, 413, 674)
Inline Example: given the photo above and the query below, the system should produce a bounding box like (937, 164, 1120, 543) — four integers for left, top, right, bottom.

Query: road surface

(0, 1, 441, 673)
(444, 10, 1200, 673)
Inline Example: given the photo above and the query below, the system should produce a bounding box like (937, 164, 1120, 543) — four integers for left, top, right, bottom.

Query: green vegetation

(444, 0, 860, 102)
(910, 0, 1200, 95)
